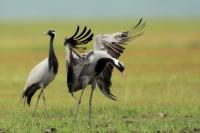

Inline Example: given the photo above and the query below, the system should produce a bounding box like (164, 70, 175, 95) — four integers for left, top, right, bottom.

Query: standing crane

(22, 29, 58, 115)
(64, 18, 145, 127)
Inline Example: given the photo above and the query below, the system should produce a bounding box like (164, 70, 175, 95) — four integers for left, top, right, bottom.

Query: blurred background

(0, 0, 200, 132)
(1, 0, 200, 20)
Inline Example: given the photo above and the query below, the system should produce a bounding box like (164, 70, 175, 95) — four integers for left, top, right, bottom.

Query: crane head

(45, 29, 56, 38)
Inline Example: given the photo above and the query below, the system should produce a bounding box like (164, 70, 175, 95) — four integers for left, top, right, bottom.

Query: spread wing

(94, 18, 145, 58)
(95, 18, 145, 100)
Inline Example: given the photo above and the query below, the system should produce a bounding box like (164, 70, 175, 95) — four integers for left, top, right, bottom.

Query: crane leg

(42, 91, 47, 114)
(88, 88, 94, 128)
(33, 89, 43, 116)
(23, 97, 27, 107)
(73, 88, 85, 123)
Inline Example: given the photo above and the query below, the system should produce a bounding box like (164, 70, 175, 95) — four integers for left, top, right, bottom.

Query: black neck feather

(48, 35, 58, 74)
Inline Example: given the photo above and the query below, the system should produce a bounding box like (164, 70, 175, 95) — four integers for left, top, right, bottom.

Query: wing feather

(64, 26, 94, 49)
(96, 63, 117, 100)
(95, 18, 145, 100)
(75, 26, 87, 39)
(94, 18, 145, 59)
(78, 29, 91, 40)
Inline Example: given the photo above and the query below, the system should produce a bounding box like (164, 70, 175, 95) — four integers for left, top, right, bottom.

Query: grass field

(0, 19, 200, 133)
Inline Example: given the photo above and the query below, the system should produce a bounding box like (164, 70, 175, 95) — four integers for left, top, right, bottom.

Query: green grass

(0, 19, 200, 133)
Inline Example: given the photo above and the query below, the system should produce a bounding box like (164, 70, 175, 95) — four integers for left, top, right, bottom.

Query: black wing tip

(122, 18, 145, 37)
(136, 18, 145, 27)
(131, 18, 143, 30)
(108, 93, 117, 100)
(123, 17, 145, 40)
(72, 25, 80, 38)
(105, 91, 117, 101)
(137, 18, 145, 26)
(99, 86, 117, 101)
(127, 18, 145, 31)
(75, 26, 87, 39)
(64, 25, 94, 49)
(76, 28, 92, 41)
(112, 97, 118, 101)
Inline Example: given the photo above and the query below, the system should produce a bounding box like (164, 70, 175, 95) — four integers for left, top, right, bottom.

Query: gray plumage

(64, 18, 145, 126)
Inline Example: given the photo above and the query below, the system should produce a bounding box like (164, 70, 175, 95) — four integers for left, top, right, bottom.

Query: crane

(22, 29, 58, 115)
(64, 18, 145, 127)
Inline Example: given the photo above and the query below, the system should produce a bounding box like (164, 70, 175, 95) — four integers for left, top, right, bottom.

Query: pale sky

(0, 0, 200, 20)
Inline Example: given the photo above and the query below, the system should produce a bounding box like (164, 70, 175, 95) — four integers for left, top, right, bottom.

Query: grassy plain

(0, 19, 200, 133)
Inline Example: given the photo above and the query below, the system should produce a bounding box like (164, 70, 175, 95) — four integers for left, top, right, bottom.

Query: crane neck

(48, 35, 58, 74)
(65, 45, 81, 64)
(49, 36, 55, 59)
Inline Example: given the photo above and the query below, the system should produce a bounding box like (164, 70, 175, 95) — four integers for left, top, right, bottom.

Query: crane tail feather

(22, 83, 40, 106)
